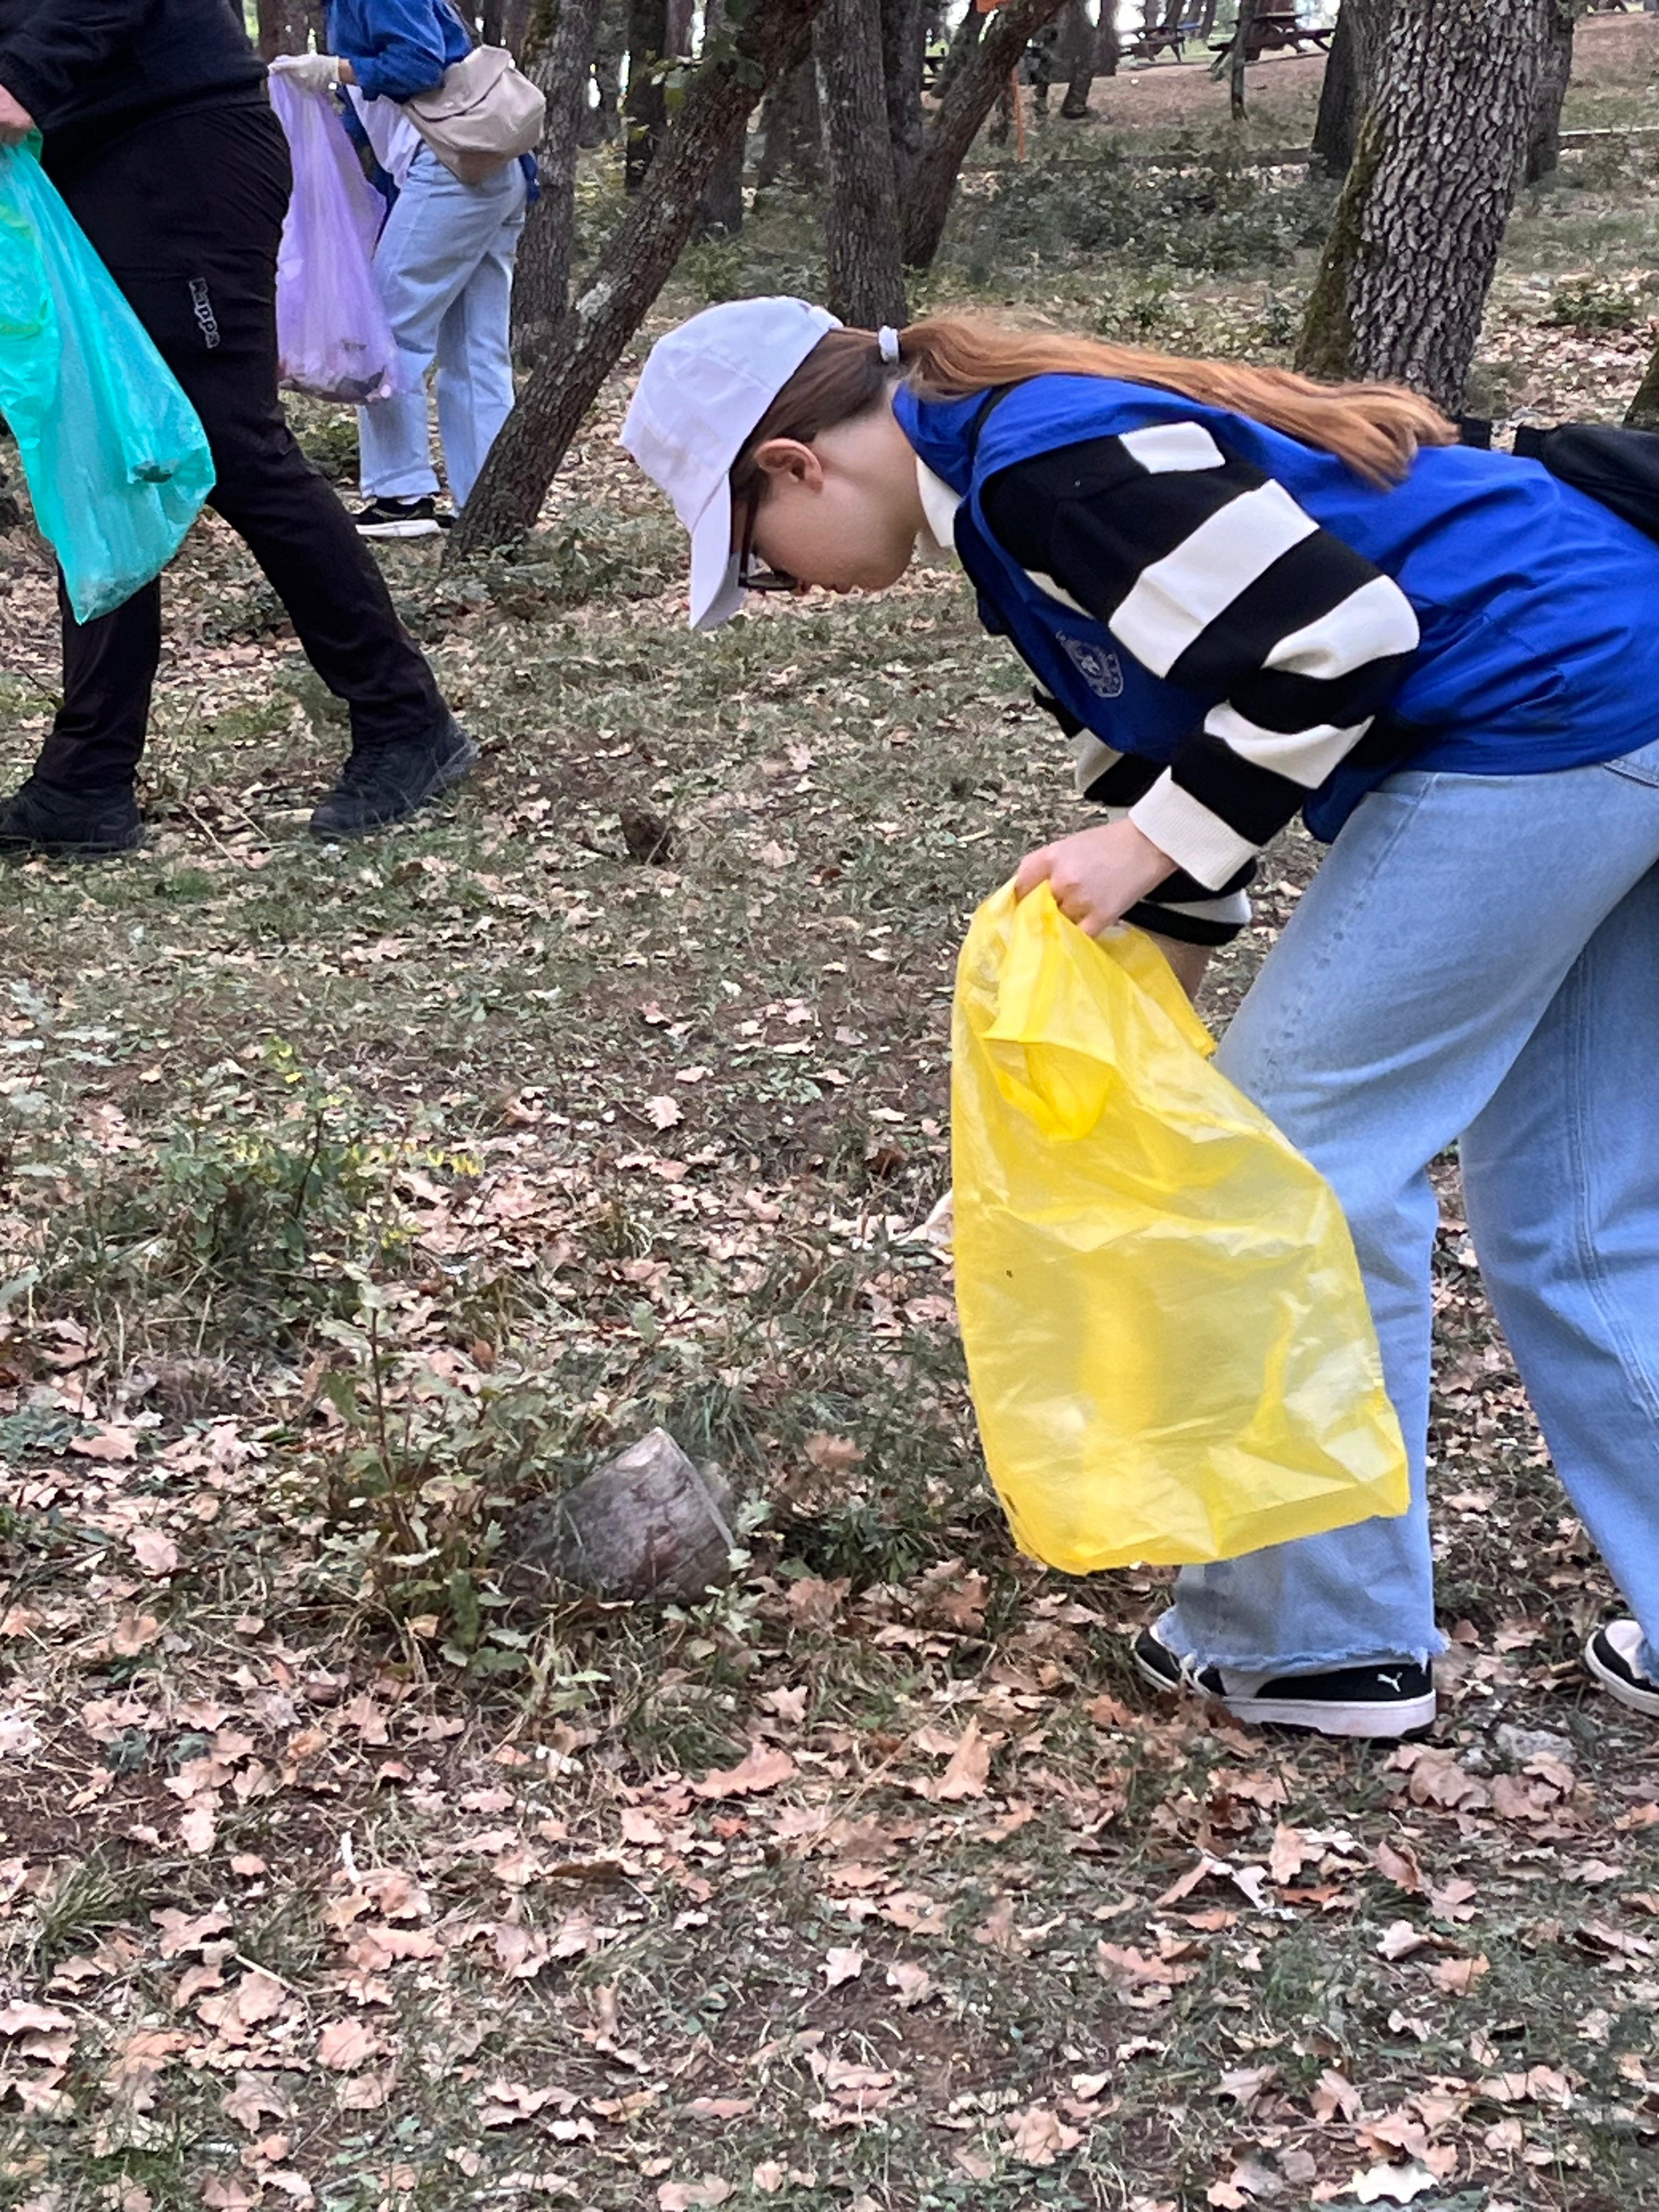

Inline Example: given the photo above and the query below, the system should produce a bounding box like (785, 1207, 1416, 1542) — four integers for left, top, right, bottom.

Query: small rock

(1494, 1724, 1576, 1768)
(504, 1428, 735, 1604)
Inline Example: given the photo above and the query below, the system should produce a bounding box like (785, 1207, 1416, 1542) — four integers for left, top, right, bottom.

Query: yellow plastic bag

(951, 882, 1408, 1574)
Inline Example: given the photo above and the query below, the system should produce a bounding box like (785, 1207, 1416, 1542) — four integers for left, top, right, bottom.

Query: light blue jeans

(1161, 736, 1659, 1681)
(359, 148, 527, 510)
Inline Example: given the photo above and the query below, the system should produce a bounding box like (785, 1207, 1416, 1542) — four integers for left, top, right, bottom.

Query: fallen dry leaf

(128, 1527, 179, 1577)
(317, 2017, 380, 2071)
(657, 2181, 732, 2210)
(691, 1742, 794, 1799)
(822, 1945, 865, 1988)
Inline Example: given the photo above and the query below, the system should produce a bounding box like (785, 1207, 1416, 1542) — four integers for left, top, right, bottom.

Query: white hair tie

(877, 325, 902, 365)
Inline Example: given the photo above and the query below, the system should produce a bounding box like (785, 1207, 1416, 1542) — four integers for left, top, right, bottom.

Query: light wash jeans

(359, 148, 527, 510)
(1160, 735, 1659, 1682)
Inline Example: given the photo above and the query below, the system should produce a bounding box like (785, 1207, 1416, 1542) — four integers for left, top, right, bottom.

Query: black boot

(308, 715, 479, 839)
(0, 776, 142, 857)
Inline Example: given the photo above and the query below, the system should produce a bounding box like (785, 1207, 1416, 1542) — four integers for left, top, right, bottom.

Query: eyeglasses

(737, 480, 802, 595)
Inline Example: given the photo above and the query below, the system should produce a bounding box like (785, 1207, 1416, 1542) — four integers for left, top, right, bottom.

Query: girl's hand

(1015, 818, 1177, 936)
(0, 84, 36, 145)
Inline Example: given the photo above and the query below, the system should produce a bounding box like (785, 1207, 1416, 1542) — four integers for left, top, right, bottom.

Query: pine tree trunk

(900, 0, 1071, 268)
(882, 0, 928, 191)
(757, 56, 824, 185)
(1626, 335, 1659, 427)
(696, 0, 748, 234)
(449, 0, 826, 558)
(512, 0, 608, 362)
(624, 0, 669, 190)
(1295, 0, 1546, 415)
(1525, 0, 1576, 183)
(817, 0, 909, 326)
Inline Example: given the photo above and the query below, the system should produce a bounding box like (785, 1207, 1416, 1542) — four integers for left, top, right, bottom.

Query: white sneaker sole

(1133, 1643, 1436, 1739)
(1584, 1637, 1659, 1718)
(357, 517, 444, 539)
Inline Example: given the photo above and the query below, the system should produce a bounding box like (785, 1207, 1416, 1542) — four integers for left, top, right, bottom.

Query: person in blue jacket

(273, 0, 529, 536)
(622, 296, 1659, 1741)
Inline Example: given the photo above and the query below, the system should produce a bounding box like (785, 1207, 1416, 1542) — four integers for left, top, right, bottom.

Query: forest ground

(0, 19, 1656, 2212)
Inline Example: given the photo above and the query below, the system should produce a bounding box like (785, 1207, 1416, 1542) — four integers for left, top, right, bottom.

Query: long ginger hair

(729, 314, 1454, 503)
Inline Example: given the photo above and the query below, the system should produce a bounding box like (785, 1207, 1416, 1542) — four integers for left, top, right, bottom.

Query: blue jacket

(327, 0, 470, 104)
(894, 376, 1659, 840)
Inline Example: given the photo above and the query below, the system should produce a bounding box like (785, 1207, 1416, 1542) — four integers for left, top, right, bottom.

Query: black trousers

(36, 101, 443, 793)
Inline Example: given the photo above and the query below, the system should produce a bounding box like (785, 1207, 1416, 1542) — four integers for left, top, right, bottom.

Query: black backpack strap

(965, 383, 1020, 464)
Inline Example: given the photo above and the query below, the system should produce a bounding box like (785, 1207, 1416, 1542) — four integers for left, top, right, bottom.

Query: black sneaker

(308, 716, 479, 839)
(1133, 1622, 1437, 1740)
(1584, 1620, 1659, 1718)
(0, 775, 142, 857)
(354, 496, 451, 540)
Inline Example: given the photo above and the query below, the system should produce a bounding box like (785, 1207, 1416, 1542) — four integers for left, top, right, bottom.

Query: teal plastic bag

(0, 140, 213, 623)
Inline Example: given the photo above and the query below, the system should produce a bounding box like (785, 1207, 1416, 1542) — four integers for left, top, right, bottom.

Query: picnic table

(1210, 7, 1334, 59)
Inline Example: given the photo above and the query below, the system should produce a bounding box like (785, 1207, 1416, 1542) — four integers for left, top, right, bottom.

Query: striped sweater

(921, 423, 1420, 935)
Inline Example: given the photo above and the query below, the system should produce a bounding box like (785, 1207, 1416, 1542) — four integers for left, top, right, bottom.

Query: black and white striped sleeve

(979, 424, 1420, 889)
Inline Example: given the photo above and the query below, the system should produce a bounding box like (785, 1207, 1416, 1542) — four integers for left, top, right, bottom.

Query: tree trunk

(901, 0, 1071, 268)
(1295, 0, 1546, 415)
(1058, 1, 1097, 116)
(254, 0, 310, 58)
(696, 0, 748, 234)
(624, 0, 670, 190)
(933, 0, 985, 98)
(1310, 0, 1392, 174)
(449, 0, 827, 558)
(504, 0, 536, 55)
(1627, 336, 1659, 428)
(882, 0, 928, 191)
(756, 55, 824, 185)
(512, 0, 608, 361)
(817, 0, 910, 325)
(481, 0, 505, 40)
(578, 0, 627, 144)
(1525, 0, 1576, 183)
(1227, 0, 1261, 118)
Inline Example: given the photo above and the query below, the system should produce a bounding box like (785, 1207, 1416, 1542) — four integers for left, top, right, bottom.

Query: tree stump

(504, 1429, 736, 1604)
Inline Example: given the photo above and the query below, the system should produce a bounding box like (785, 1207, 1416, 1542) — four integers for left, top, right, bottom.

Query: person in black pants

(0, 0, 476, 853)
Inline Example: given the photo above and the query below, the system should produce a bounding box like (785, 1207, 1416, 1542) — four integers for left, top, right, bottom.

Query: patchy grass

(2, 38, 1659, 2212)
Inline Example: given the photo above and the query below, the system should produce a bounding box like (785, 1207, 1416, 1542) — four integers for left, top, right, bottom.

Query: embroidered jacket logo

(1058, 634, 1124, 700)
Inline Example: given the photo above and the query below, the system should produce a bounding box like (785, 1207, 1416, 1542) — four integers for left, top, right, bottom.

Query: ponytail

(729, 312, 1454, 499)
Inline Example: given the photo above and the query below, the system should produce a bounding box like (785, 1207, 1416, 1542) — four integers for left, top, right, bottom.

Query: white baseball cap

(620, 296, 842, 631)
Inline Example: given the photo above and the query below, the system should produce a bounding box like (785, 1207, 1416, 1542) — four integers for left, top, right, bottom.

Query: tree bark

(933, 0, 985, 98)
(254, 0, 311, 58)
(696, 0, 748, 234)
(1627, 336, 1659, 428)
(578, 0, 627, 144)
(1525, 0, 1576, 183)
(1229, 0, 1260, 118)
(1058, 1, 1098, 116)
(817, 0, 909, 326)
(882, 0, 928, 190)
(1295, 0, 1547, 415)
(756, 55, 824, 185)
(624, 0, 669, 190)
(450, 0, 827, 558)
(900, 0, 1071, 268)
(512, 0, 609, 362)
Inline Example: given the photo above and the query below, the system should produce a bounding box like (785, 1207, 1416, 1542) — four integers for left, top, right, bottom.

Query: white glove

(270, 52, 343, 96)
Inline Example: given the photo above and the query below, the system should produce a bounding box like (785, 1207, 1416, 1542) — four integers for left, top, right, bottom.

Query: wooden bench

(1211, 9, 1335, 59)
(1126, 24, 1192, 60)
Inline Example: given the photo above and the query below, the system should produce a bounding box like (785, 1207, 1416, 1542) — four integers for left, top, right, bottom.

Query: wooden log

(504, 1429, 736, 1604)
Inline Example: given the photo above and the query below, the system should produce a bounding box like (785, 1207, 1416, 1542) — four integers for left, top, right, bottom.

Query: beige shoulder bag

(403, 46, 546, 184)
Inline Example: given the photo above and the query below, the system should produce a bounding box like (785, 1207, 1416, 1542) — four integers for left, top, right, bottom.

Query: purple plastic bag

(269, 75, 403, 404)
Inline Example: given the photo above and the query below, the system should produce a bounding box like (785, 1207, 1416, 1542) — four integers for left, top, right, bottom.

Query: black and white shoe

(0, 775, 142, 857)
(308, 715, 478, 838)
(1133, 1622, 1436, 1740)
(1584, 1620, 1659, 1718)
(354, 495, 451, 539)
